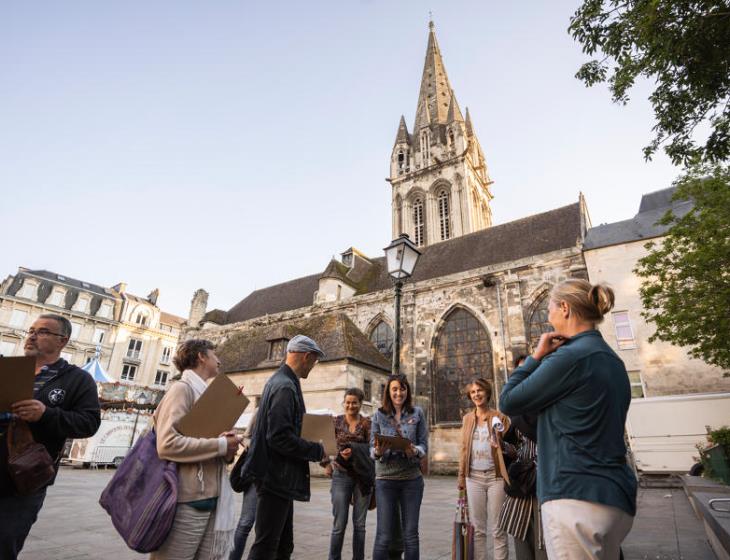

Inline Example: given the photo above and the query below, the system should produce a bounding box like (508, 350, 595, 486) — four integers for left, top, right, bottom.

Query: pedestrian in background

(325, 387, 373, 560)
(151, 339, 241, 560)
(457, 378, 510, 560)
(229, 413, 258, 560)
(0, 314, 101, 560)
(370, 374, 428, 560)
(500, 280, 637, 559)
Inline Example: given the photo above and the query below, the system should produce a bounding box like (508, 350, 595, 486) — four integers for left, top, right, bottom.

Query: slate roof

(223, 202, 583, 325)
(16, 269, 112, 297)
(584, 187, 692, 250)
(224, 273, 321, 324)
(160, 312, 185, 326)
(216, 313, 391, 374)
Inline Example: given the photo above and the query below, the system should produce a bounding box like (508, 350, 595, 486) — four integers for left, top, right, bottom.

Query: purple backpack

(99, 430, 178, 552)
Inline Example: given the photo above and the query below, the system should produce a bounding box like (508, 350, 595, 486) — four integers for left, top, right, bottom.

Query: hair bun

(589, 284, 615, 317)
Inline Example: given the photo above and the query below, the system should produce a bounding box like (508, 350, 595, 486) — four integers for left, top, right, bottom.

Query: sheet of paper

(178, 374, 250, 439)
(301, 413, 337, 457)
(375, 433, 412, 452)
(0, 356, 35, 412)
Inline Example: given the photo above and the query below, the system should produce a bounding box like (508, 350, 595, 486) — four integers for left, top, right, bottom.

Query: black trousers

(247, 488, 294, 560)
(0, 489, 47, 560)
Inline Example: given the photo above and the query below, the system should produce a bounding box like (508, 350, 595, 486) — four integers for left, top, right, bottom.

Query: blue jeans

(229, 485, 258, 560)
(373, 477, 424, 560)
(328, 469, 370, 560)
(0, 489, 47, 560)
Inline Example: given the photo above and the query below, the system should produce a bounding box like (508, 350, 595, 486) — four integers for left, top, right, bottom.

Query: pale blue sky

(0, 1, 681, 317)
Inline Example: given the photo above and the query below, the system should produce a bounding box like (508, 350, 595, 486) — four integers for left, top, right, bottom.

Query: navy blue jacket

(500, 330, 637, 516)
(241, 364, 323, 501)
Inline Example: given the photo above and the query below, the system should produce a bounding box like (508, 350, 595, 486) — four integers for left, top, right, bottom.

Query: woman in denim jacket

(370, 374, 428, 560)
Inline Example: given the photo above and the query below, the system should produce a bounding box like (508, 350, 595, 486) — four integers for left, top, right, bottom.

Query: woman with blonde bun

(500, 280, 636, 560)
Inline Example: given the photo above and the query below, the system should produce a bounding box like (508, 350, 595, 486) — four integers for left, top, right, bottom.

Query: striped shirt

(497, 433, 543, 547)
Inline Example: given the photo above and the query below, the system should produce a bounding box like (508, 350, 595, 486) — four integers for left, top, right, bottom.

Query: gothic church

(185, 23, 589, 472)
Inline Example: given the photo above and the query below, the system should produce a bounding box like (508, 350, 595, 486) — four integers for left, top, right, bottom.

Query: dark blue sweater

(500, 330, 637, 516)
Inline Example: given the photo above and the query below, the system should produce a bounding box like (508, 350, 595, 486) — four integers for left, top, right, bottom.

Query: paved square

(19, 468, 714, 559)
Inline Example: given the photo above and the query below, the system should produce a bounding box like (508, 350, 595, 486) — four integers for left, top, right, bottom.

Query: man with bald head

(0, 314, 101, 559)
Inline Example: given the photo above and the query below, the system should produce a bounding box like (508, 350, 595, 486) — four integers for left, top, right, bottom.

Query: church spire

(447, 90, 464, 123)
(414, 20, 454, 131)
(394, 115, 411, 146)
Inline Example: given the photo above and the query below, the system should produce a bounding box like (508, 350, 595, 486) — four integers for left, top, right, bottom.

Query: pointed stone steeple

(413, 20, 454, 131)
(389, 20, 494, 246)
(465, 107, 475, 137)
(394, 115, 410, 145)
(447, 90, 464, 123)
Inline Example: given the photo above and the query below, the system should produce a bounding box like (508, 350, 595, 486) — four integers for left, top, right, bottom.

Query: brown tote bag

(7, 418, 55, 495)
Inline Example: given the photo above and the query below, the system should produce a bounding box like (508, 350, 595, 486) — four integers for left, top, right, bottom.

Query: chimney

(189, 289, 209, 327)
(147, 288, 160, 306)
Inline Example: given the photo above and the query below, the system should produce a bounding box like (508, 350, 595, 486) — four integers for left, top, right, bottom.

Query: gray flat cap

(286, 334, 325, 358)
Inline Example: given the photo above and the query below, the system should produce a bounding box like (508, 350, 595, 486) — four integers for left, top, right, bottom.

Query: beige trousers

(541, 499, 634, 560)
(150, 504, 216, 560)
(466, 470, 508, 560)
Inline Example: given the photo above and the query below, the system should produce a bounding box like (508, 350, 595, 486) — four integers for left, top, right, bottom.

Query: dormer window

(17, 280, 38, 300)
(268, 338, 288, 361)
(134, 311, 149, 326)
(48, 289, 65, 307)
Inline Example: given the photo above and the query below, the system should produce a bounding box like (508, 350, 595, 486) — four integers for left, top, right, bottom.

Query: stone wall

(584, 240, 730, 396)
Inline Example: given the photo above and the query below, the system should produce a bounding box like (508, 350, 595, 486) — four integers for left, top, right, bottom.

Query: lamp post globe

(383, 234, 422, 375)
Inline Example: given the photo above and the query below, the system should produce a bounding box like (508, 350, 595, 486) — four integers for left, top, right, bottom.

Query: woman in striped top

(498, 355, 546, 560)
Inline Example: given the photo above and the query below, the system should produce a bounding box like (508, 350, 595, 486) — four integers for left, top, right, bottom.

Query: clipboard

(375, 433, 412, 452)
(301, 413, 337, 457)
(0, 356, 35, 412)
(178, 374, 250, 439)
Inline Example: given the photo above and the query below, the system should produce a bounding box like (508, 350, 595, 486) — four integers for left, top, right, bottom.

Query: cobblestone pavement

(20, 469, 714, 559)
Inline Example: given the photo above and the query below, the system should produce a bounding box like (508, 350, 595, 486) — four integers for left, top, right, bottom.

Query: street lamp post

(383, 234, 422, 375)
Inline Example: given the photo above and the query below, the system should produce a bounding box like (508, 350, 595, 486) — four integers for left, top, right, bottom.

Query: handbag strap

(7, 418, 35, 453)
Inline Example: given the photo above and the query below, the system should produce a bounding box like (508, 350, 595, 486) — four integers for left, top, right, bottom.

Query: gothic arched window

(433, 308, 493, 424)
(370, 321, 394, 361)
(448, 129, 455, 147)
(420, 130, 430, 163)
(413, 198, 425, 246)
(397, 150, 405, 172)
(438, 190, 451, 241)
(528, 292, 553, 350)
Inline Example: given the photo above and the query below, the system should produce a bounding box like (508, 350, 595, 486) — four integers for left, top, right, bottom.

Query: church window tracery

(528, 292, 553, 351)
(433, 308, 493, 424)
(420, 130, 430, 164)
(413, 198, 425, 246)
(438, 190, 451, 240)
(370, 321, 394, 361)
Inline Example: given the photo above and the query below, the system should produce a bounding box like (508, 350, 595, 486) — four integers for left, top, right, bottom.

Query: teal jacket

(500, 330, 637, 516)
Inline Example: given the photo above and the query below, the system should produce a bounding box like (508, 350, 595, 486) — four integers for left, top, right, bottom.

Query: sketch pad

(0, 356, 35, 412)
(178, 374, 250, 439)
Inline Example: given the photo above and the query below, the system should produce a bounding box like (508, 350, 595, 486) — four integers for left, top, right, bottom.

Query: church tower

(389, 21, 493, 247)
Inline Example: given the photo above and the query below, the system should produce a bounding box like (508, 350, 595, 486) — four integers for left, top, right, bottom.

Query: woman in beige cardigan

(151, 339, 241, 560)
(457, 378, 511, 560)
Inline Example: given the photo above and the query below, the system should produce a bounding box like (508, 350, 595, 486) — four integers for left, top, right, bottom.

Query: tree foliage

(634, 165, 730, 371)
(569, 1, 730, 166)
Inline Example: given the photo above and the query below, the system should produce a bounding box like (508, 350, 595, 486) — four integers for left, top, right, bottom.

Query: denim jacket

(370, 406, 428, 464)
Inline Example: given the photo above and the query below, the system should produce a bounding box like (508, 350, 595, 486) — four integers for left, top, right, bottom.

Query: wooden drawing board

(178, 374, 250, 439)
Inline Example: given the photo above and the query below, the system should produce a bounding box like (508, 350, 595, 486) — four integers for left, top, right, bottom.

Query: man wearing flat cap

(242, 334, 328, 559)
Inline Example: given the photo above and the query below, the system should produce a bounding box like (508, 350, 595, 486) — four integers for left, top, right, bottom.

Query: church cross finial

(428, 12, 434, 29)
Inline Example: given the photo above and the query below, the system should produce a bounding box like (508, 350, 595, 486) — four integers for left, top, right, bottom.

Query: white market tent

(81, 356, 113, 383)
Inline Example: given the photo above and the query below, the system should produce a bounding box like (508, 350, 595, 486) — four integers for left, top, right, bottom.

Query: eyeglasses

(27, 328, 66, 338)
